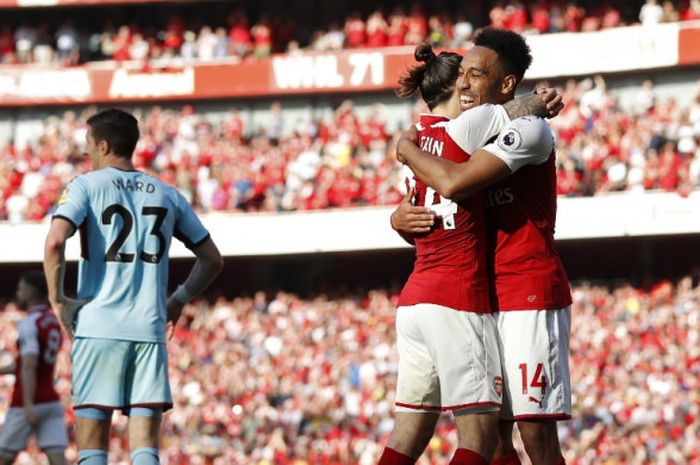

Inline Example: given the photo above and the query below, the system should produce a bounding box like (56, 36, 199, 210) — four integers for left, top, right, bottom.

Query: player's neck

(432, 102, 459, 119)
(98, 155, 135, 171)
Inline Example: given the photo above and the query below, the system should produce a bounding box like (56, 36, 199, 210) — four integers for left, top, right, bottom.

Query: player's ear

(97, 139, 110, 156)
(501, 74, 517, 96)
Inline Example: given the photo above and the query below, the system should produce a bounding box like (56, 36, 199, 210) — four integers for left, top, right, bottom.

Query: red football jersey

(398, 114, 492, 312)
(483, 117, 573, 311)
(11, 306, 62, 407)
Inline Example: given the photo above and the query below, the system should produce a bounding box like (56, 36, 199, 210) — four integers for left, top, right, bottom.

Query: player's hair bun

(415, 43, 437, 64)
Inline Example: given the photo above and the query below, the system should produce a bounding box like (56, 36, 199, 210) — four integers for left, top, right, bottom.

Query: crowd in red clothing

(1, 76, 699, 223)
(1, 0, 700, 66)
(550, 77, 700, 196)
(0, 276, 698, 464)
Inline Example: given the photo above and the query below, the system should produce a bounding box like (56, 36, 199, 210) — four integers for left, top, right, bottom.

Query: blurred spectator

(251, 15, 273, 58)
(425, 15, 443, 46)
(180, 31, 198, 61)
(345, 12, 366, 48)
(112, 25, 132, 61)
(365, 10, 388, 48)
(197, 26, 218, 62)
(404, 3, 428, 45)
(324, 24, 345, 51)
(0, 25, 14, 63)
(228, 8, 251, 58)
(450, 14, 473, 46)
(640, 0, 665, 25)
(55, 20, 79, 65)
(683, 0, 700, 19)
(129, 33, 150, 62)
(601, 6, 622, 29)
(634, 79, 657, 115)
(531, 1, 552, 33)
(565, 3, 586, 32)
(387, 8, 407, 47)
(14, 22, 37, 63)
(507, 0, 529, 32)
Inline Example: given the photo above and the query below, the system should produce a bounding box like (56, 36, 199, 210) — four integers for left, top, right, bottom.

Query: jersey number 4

(102, 204, 167, 264)
(424, 187, 458, 230)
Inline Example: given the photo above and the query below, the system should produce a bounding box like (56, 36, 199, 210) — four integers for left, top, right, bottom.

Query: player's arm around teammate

(395, 117, 552, 202)
(390, 89, 562, 235)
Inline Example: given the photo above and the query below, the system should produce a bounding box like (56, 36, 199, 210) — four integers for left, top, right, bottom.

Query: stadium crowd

(0, 0, 699, 65)
(1, 77, 699, 223)
(0, 276, 698, 464)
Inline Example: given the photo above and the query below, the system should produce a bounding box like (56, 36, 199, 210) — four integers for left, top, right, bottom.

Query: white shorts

(395, 304, 502, 414)
(497, 307, 572, 421)
(0, 401, 68, 454)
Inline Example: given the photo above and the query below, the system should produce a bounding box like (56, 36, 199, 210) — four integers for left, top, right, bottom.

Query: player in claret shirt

(44, 108, 223, 465)
(0, 271, 68, 465)
(394, 28, 572, 465)
(379, 41, 562, 465)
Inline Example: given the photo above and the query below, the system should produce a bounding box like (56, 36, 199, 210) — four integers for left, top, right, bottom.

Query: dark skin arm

(398, 136, 511, 201)
(502, 87, 564, 119)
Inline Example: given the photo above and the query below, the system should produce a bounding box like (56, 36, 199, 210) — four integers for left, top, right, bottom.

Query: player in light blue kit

(43, 108, 224, 465)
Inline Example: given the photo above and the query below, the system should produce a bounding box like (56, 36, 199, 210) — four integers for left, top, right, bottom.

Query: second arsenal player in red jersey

(393, 28, 572, 465)
(0, 271, 68, 465)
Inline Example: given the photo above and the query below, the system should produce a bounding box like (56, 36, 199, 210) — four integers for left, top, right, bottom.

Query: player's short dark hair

(473, 27, 532, 84)
(87, 108, 140, 158)
(396, 43, 463, 110)
(20, 271, 48, 299)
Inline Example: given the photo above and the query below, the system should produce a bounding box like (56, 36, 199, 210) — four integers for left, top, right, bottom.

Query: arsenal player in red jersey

(378, 42, 562, 465)
(0, 271, 67, 465)
(393, 28, 572, 465)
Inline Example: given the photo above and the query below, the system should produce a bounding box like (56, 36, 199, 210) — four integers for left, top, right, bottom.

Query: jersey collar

(419, 113, 450, 125)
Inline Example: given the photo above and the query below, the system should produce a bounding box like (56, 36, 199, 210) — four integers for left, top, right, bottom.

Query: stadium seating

(0, 0, 698, 65)
(1, 278, 697, 464)
(1, 76, 699, 223)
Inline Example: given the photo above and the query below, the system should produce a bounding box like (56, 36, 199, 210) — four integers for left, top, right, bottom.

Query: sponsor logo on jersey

(486, 187, 514, 207)
(57, 189, 69, 205)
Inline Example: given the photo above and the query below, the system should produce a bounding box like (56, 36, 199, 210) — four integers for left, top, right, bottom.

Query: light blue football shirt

(53, 167, 209, 343)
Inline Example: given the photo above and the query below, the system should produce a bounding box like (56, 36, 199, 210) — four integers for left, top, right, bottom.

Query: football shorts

(71, 337, 173, 413)
(497, 307, 572, 420)
(395, 304, 502, 414)
(0, 401, 68, 452)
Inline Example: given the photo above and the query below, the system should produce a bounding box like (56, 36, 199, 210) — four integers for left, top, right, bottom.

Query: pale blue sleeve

(173, 191, 209, 249)
(53, 177, 90, 234)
